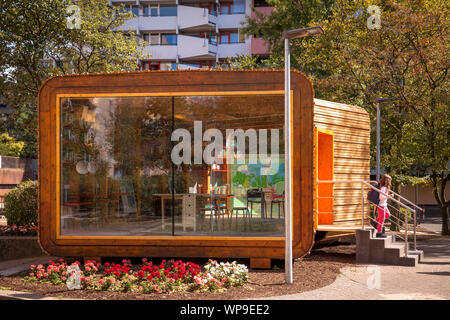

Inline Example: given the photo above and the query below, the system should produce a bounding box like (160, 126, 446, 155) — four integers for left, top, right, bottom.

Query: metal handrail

(366, 179, 423, 213)
(318, 179, 423, 211)
(316, 180, 418, 255)
(386, 188, 424, 212)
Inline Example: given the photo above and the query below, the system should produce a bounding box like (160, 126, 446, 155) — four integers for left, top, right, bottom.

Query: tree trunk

(431, 171, 449, 236)
(440, 205, 449, 236)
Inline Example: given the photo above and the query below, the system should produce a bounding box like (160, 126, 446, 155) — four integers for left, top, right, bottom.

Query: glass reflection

(60, 94, 285, 237)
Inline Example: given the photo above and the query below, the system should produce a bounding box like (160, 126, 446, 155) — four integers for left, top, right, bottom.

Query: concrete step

(399, 254, 419, 267)
(369, 234, 395, 246)
(407, 249, 424, 263)
(383, 243, 406, 265)
(356, 227, 421, 267)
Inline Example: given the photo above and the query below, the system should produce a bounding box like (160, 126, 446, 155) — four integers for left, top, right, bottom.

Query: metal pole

(362, 184, 365, 230)
(376, 101, 380, 182)
(284, 38, 293, 284)
(414, 184, 418, 250)
(413, 208, 417, 251)
(405, 210, 408, 256)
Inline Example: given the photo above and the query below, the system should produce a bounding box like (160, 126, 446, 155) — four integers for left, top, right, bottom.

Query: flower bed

(25, 258, 249, 294)
(0, 224, 38, 236)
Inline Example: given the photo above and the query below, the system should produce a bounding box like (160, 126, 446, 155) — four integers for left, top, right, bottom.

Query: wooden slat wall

(313, 99, 371, 225)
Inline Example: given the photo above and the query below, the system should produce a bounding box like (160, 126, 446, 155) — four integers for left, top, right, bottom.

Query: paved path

(0, 255, 59, 277)
(421, 215, 446, 234)
(264, 237, 450, 300)
(1, 239, 449, 300)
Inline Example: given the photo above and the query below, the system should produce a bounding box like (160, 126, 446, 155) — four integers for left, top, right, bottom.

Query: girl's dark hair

(380, 174, 392, 190)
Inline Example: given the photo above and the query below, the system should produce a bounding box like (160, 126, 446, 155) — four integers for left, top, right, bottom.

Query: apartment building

(111, 0, 273, 70)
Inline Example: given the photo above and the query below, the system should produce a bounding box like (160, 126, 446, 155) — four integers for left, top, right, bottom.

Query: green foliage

(4, 180, 38, 226)
(242, 0, 336, 72)
(226, 54, 260, 69)
(242, 0, 449, 234)
(392, 175, 429, 187)
(0, 133, 24, 157)
(0, 0, 150, 159)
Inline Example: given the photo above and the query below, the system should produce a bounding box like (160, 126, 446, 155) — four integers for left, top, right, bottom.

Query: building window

(143, 5, 149, 17)
(220, 32, 230, 44)
(131, 5, 139, 16)
(199, 32, 218, 45)
(219, 31, 242, 44)
(150, 34, 160, 45)
(221, 3, 231, 15)
(161, 34, 177, 46)
(160, 5, 177, 16)
(141, 61, 150, 70)
(150, 62, 160, 70)
(220, 1, 245, 15)
(142, 33, 149, 43)
(150, 5, 158, 17)
(199, 3, 217, 16)
(254, 0, 271, 7)
(230, 32, 239, 44)
(198, 61, 213, 69)
(119, 5, 139, 16)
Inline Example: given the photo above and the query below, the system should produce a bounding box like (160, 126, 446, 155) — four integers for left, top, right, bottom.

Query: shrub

(4, 180, 38, 226)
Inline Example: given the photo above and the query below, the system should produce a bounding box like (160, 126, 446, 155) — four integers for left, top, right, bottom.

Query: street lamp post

(282, 26, 323, 284)
(375, 98, 397, 181)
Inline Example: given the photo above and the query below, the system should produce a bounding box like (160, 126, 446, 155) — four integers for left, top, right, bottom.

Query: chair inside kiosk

(314, 128, 334, 229)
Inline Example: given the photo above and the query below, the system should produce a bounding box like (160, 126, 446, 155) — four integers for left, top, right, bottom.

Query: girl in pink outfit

(376, 174, 392, 237)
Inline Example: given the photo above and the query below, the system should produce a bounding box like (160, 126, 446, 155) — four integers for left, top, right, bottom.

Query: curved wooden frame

(38, 69, 315, 260)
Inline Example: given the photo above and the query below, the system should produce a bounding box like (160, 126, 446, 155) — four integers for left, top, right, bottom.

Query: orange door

(314, 127, 334, 228)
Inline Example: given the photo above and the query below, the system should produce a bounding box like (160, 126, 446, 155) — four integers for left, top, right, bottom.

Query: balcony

(144, 45, 178, 61)
(178, 35, 217, 60)
(251, 37, 270, 55)
(139, 16, 177, 32)
(119, 17, 139, 33)
(218, 42, 249, 59)
(178, 5, 217, 32)
(217, 13, 246, 29)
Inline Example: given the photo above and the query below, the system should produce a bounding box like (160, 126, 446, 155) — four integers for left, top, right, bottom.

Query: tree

(0, 133, 24, 157)
(306, 0, 449, 234)
(242, 0, 336, 74)
(226, 54, 260, 69)
(0, 0, 149, 158)
(242, 0, 450, 234)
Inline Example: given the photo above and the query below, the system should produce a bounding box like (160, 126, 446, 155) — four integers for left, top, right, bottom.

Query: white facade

(112, 0, 252, 70)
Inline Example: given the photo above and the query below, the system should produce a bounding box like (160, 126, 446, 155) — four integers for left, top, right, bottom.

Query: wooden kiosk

(38, 70, 370, 268)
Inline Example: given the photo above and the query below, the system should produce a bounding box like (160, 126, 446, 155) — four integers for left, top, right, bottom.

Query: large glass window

(60, 94, 285, 237)
(61, 97, 173, 236)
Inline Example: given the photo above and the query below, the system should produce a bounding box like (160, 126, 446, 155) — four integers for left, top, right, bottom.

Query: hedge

(4, 180, 38, 226)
